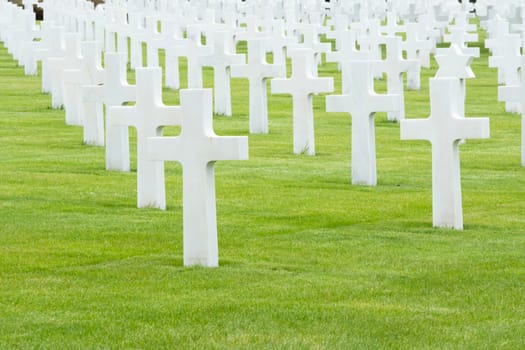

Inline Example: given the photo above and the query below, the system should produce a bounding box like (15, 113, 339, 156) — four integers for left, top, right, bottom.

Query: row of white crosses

(480, 2, 525, 166)
(8, 0, 438, 152)
(2, 1, 249, 267)
(322, 5, 491, 229)
(485, 10, 525, 167)
(2, 0, 496, 259)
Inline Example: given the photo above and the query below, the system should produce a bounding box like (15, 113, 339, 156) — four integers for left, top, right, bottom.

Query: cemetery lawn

(1, 35, 525, 349)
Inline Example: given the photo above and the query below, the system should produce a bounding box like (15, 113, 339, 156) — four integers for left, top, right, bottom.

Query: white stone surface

(400, 78, 490, 230)
(326, 60, 399, 186)
(271, 48, 333, 156)
(148, 89, 249, 267)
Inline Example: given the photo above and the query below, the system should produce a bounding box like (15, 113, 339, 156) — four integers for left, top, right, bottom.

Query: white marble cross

(289, 24, 332, 65)
(271, 48, 333, 156)
(148, 89, 249, 267)
(180, 25, 213, 89)
(485, 19, 509, 57)
(381, 12, 406, 37)
(402, 23, 433, 90)
(231, 38, 285, 134)
(325, 29, 369, 95)
(62, 41, 105, 144)
(374, 36, 419, 122)
(22, 20, 49, 76)
(104, 8, 129, 54)
(201, 30, 244, 116)
(235, 15, 270, 43)
(325, 14, 350, 54)
(498, 56, 525, 166)
(142, 16, 162, 68)
(109, 67, 181, 210)
(34, 23, 64, 93)
(127, 12, 147, 69)
(326, 60, 399, 186)
(47, 32, 82, 111)
(488, 33, 522, 86)
(355, 19, 386, 79)
(443, 27, 480, 58)
(400, 78, 490, 230)
(83, 52, 136, 171)
(145, 16, 186, 69)
(267, 18, 297, 76)
(163, 41, 184, 90)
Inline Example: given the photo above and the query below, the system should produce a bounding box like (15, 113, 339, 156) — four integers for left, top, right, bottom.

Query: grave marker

(231, 38, 285, 134)
(271, 48, 333, 156)
(325, 29, 369, 94)
(374, 36, 419, 122)
(182, 25, 213, 89)
(402, 23, 433, 90)
(82, 52, 136, 171)
(326, 60, 399, 186)
(498, 56, 525, 165)
(63, 41, 105, 144)
(109, 67, 181, 210)
(148, 89, 249, 267)
(34, 23, 65, 94)
(47, 33, 82, 112)
(201, 30, 244, 116)
(400, 78, 490, 229)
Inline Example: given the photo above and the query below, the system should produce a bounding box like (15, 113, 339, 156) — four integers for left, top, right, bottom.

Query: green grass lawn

(1, 27, 524, 349)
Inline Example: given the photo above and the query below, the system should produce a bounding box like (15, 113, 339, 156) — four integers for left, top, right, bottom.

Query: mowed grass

(1, 26, 525, 349)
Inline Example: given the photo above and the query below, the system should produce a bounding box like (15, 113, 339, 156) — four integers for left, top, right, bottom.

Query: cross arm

(107, 105, 137, 128)
(230, 64, 249, 78)
(498, 85, 522, 105)
(488, 55, 503, 69)
(325, 51, 341, 64)
(312, 77, 334, 95)
(209, 136, 249, 162)
(81, 84, 104, 102)
(62, 69, 82, 83)
(453, 117, 490, 140)
(368, 93, 400, 113)
(400, 118, 433, 141)
(155, 106, 182, 128)
(147, 136, 182, 162)
(270, 78, 293, 95)
(325, 95, 348, 113)
(402, 60, 420, 73)
(265, 64, 286, 79)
